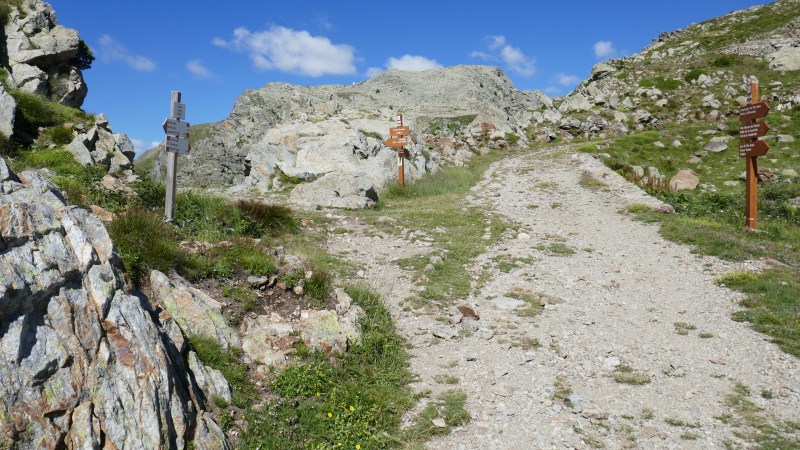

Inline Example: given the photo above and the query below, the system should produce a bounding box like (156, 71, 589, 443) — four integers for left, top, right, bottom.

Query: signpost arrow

(739, 140, 769, 158)
(739, 121, 769, 140)
(390, 126, 410, 137)
(165, 135, 191, 155)
(163, 118, 190, 137)
(384, 137, 408, 148)
(739, 101, 770, 122)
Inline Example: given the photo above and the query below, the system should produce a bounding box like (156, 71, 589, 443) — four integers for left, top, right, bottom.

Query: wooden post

(164, 91, 181, 222)
(745, 81, 759, 230)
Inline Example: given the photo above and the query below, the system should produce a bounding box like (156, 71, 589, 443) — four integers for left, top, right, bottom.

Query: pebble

(432, 418, 447, 428)
(518, 232, 531, 240)
(431, 326, 457, 340)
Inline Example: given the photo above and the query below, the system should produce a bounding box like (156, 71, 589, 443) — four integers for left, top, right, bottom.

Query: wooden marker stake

(741, 80, 769, 230)
(385, 114, 410, 188)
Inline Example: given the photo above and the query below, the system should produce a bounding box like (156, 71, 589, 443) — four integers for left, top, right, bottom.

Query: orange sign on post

(739, 80, 770, 230)
(386, 114, 409, 187)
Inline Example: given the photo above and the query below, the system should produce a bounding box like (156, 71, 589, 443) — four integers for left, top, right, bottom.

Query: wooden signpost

(163, 91, 191, 222)
(385, 114, 410, 187)
(739, 80, 770, 230)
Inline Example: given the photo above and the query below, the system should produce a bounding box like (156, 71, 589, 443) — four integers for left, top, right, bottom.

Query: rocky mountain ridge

(140, 0, 800, 206)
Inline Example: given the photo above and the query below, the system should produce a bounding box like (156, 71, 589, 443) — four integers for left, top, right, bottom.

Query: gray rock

(590, 62, 617, 80)
(0, 86, 17, 139)
(188, 351, 233, 404)
(704, 141, 728, 153)
(769, 46, 800, 71)
(7, 64, 48, 95)
(558, 93, 593, 113)
(66, 135, 95, 166)
(0, 157, 228, 449)
(150, 270, 241, 350)
(290, 172, 378, 209)
(491, 297, 525, 310)
(777, 135, 795, 143)
(431, 326, 458, 340)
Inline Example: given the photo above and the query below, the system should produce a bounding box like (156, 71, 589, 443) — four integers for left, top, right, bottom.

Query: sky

(47, 0, 768, 155)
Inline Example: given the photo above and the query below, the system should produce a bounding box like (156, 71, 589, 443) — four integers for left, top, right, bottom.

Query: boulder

(188, 351, 232, 404)
(0, 87, 16, 139)
(558, 93, 593, 113)
(768, 46, 800, 71)
(776, 134, 795, 143)
(149, 270, 241, 350)
(4, 2, 80, 67)
(7, 64, 48, 96)
(704, 141, 728, 153)
(0, 158, 228, 449)
(290, 172, 378, 209)
(48, 66, 88, 108)
(590, 62, 617, 80)
(669, 169, 700, 191)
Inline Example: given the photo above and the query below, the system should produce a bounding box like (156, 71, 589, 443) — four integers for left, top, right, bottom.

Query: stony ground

(326, 146, 800, 449)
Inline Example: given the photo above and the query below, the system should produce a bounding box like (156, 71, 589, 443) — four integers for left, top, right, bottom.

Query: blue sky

(47, 0, 767, 154)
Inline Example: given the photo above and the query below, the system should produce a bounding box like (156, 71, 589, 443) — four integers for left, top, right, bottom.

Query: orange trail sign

(739, 140, 769, 158)
(738, 121, 769, 140)
(384, 137, 408, 148)
(390, 126, 410, 137)
(739, 101, 770, 122)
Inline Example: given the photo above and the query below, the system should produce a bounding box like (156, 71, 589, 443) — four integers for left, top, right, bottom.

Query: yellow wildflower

(349, 405, 354, 411)
(327, 412, 332, 418)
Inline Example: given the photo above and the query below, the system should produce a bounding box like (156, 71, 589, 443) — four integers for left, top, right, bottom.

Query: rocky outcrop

(64, 114, 136, 174)
(240, 288, 364, 377)
(0, 158, 228, 449)
(289, 172, 379, 209)
(0, 85, 16, 138)
(148, 66, 541, 194)
(3, 0, 88, 107)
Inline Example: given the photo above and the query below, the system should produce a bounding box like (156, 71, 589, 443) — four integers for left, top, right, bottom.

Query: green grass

(221, 284, 258, 313)
(674, 322, 697, 336)
(188, 334, 256, 409)
(403, 390, 470, 441)
(612, 365, 651, 385)
(188, 123, 214, 146)
(8, 89, 92, 130)
(107, 209, 190, 285)
(241, 285, 422, 449)
(419, 114, 478, 136)
(719, 383, 800, 449)
(355, 147, 512, 307)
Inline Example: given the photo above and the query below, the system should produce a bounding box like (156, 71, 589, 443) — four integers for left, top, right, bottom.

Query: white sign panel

(163, 118, 190, 137)
(165, 135, 191, 154)
(171, 102, 186, 120)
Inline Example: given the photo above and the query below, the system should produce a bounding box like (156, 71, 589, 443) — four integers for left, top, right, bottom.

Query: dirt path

(326, 147, 800, 449)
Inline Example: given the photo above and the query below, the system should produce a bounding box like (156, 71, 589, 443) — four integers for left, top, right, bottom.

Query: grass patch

(579, 172, 606, 190)
(536, 242, 576, 256)
(221, 284, 258, 313)
(433, 374, 460, 385)
(353, 147, 512, 307)
(403, 390, 471, 440)
(674, 322, 697, 336)
(612, 365, 651, 385)
(665, 418, 702, 428)
(8, 89, 92, 130)
(188, 334, 256, 409)
(719, 383, 800, 449)
(242, 285, 420, 449)
(107, 208, 190, 286)
(511, 336, 541, 350)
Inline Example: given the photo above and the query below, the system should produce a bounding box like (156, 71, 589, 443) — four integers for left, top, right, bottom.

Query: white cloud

(386, 55, 442, 71)
(471, 35, 536, 77)
(365, 55, 442, 78)
(557, 73, 580, 86)
(594, 40, 616, 59)
(213, 26, 356, 77)
(186, 59, 217, 79)
(97, 35, 156, 72)
(365, 67, 383, 78)
(544, 86, 561, 95)
(131, 138, 161, 155)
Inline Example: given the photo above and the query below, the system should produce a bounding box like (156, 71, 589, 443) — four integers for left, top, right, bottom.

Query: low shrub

(235, 199, 298, 237)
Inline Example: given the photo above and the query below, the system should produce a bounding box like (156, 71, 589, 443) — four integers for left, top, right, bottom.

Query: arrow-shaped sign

(165, 135, 191, 155)
(390, 126, 410, 137)
(739, 140, 769, 158)
(163, 118, 190, 137)
(739, 121, 769, 140)
(384, 137, 408, 148)
(739, 101, 770, 122)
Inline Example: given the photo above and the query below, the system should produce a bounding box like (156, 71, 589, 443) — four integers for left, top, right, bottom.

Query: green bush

(711, 55, 735, 67)
(639, 77, 682, 91)
(235, 199, 298, 237)
(191, 240, 277, 280)
(9, 89, 90, 129)
(684, 69, 705, 82)
(41, 126, 74, 146)
(272, 360, 335, 398)
(107, 209, 189, 285)
(305, 268, 332, 304)
(69, 40, 95, 70)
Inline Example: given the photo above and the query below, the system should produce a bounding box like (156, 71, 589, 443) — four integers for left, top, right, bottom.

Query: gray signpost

(163, 91, 191, 222)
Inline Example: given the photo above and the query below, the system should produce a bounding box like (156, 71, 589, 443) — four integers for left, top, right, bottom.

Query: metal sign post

(739, 80, 770, 230)
(163, 91, 191, 222)
(385, 114, 410, 187)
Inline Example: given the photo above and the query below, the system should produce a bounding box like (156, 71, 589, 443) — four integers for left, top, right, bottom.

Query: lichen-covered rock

(0, 157, 228, 449)
(240, 288, 363, 376)
(289, 172, 378, 209)
(150, 270, 242, 350)
(0, 86, 16, 139)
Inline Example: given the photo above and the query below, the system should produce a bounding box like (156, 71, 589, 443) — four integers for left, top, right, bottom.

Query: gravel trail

(327, 147, 800, 449)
